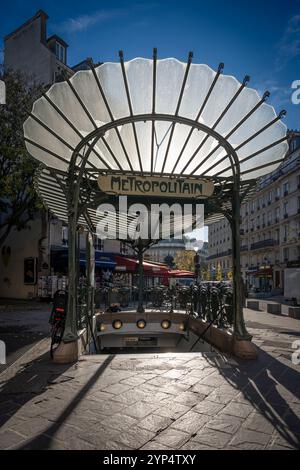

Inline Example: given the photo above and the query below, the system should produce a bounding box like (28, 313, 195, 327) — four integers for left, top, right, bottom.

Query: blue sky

(1, 0, 300, 128)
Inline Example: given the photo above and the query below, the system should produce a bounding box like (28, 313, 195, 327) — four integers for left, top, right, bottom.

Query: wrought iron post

(137, 240, 145, 314)
(63, 205, 78, 342)
(231, 185, 251, 340)
(86, 231, 95, 351)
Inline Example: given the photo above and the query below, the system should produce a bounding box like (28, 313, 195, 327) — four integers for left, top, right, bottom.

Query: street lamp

(193, 247, 201, 284)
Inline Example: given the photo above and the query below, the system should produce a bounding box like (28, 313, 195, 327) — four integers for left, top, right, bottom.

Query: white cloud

(276, 15, 300, 70)
(254, 79, 291, 110)
(57, 9, 125, 33)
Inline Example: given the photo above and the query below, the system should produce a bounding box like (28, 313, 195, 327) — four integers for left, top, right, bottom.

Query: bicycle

(49, 290, 67, 359)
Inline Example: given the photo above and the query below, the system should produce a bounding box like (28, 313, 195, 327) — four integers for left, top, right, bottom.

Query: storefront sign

(98, 174, 214, 198)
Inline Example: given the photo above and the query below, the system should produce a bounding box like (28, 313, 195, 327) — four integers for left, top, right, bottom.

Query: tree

(202, 267, 210, 281)
(0, 68, 45, 247)
(174, 250, 195, 272)
(164, 254, 175, 268)
(216, 262, 223, 281)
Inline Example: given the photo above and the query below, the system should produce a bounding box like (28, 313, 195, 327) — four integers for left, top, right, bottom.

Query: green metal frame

(29, 51, 288, 346)
(61, 113, 249, 343)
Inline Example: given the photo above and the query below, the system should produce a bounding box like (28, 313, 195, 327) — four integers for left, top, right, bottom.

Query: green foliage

(0, 67, 45, 246)
(216, 262, 223, 281)
(164, 254, 175, 268)
(174, 250, 195, 272)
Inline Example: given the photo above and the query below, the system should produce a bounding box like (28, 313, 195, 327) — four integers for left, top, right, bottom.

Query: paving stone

(221, 402, 253, 419)
(153, 428, 190, 448)
(158, 402, 191, 420)
(191, 383, 215, 396)
(77, 427, 119, 448)
(180, 440, 215, 450)
(180, 375, 203, 386)
(206, 391, 236, 405)
(12, 403, 46, 419)
(142, 391, 171, 403)
(102, 383, 132, 395)
(161, 369, 187, 379)
(7, 416, 52, 438)
(91, 413, 138, 433)
(185, 368, 215, 379)
(98, 440, 132, 450)
(243, 412, 276, 435)
(64, 436, 101, 450)
(199, 373, 227, 387)
(267, 433, 300, 450)
(138, 414, 173, 433)
(113, 427, 155, 449)
(120, 376, 148, 386)
(160, 382, 191, 395)
(205, 415, 243, 434)
(174, 391, 205, 407)
(230, 428, 271, 450)
(171, 410, 210, 434)
(141, 441, 172, 450)
(122, 401, 160, 419)
(148, 376, 175, 387)
(111, 389, 148, 405)
(194, 400, 225, 415)
(13, 433, 69, 450)
(193, 428, 232, 449)
(0, 429, 25, 449)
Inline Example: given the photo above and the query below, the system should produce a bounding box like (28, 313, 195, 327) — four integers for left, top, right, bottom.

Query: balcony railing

(250, 239, 278, 250)
(207, 249, 232, 260)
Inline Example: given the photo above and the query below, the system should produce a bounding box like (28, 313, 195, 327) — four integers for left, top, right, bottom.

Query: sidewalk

(0, 300, 50, 373)
(0, 307, 299, 450)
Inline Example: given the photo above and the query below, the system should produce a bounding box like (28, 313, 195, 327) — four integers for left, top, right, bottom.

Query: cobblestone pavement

(0, 308, 299, 450)
(0, 301, 50, 373)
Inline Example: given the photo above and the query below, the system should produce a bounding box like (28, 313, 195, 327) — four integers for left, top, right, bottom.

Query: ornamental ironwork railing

(190, 282, 234, 328)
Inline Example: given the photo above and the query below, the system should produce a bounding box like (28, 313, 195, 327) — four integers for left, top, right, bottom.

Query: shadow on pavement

(0, 349, 114, 449)
(207, 349, 300, 449)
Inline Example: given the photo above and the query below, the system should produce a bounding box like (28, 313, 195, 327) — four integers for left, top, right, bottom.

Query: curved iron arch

(69, 113, 240, 185)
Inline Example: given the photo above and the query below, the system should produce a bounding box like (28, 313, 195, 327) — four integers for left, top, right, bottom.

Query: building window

(283, 201, 288, 217)
(94, 238, 103, 251)
(56, 42, 66, 64)
(283, 181, 289, 196)
(268, 191, 272, 204)
(268, 211, 272, 224)
(62, 226, 68, 246)
(275, 187, 280, 199)
(283, 247, 289, 262)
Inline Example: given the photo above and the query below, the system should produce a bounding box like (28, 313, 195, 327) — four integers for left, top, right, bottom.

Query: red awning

(168, 269, 196, 278)
(246, 268, 273, 277)
(115, 256, 169, 276)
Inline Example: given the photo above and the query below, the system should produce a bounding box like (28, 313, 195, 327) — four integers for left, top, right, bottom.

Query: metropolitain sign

(98, 174, 214, 198)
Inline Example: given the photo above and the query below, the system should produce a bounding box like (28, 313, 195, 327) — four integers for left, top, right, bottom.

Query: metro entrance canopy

(24, 50, 288, 360)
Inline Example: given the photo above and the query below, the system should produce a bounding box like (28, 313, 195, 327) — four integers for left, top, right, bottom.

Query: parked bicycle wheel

(50, 324, 64, 358)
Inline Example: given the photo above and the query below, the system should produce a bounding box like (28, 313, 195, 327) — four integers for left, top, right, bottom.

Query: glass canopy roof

(24, 56, 288, 181)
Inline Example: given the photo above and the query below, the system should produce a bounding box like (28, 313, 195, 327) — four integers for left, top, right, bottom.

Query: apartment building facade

(207, 132, 300, 292)
(4, 10, 73, 85)
(0, 10, 130, 298)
